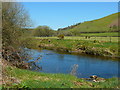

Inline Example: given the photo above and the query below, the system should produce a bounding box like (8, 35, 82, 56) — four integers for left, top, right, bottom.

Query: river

(24, 48, 119, 78)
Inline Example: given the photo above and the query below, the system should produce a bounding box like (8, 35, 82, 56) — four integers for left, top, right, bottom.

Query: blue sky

(22, 2, 118, 30)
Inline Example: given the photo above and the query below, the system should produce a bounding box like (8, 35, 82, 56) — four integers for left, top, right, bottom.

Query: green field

(35, 36, 118, 42)
(80, 32, 118, 37)
(3, 66, 119, 88)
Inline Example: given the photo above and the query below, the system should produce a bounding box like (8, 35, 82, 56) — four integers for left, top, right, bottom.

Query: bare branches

(2, 2, 31, 48)
(2, 2, 32, 68)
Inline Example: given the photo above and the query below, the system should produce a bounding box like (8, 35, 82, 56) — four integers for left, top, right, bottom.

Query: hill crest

(58, 12, 119, 33)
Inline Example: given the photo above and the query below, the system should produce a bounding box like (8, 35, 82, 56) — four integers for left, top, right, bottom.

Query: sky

(22, 2, 118, 30)
(5, 0, 120, 2)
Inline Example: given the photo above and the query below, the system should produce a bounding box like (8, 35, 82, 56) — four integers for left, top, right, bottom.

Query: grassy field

(80, 32, 118, 37)
(35, 36, 118, 42)
(3, 66, 119, 88)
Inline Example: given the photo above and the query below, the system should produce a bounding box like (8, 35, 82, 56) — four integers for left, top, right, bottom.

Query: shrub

(57, 34, 64, 39)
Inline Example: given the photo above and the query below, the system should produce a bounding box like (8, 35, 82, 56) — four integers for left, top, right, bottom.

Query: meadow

(35, 36, 118, 42)
(80, 32, 118, 37)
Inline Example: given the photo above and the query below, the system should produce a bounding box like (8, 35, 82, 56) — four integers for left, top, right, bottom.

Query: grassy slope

(4, 66, 119, 88)
(61, 12, 119, 33)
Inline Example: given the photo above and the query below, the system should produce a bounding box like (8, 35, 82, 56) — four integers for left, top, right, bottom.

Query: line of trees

(58, 22, 81, 31)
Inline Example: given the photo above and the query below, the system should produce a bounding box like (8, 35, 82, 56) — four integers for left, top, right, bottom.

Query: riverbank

(23, 37, 119, 59)
(2, 60, 119, 88)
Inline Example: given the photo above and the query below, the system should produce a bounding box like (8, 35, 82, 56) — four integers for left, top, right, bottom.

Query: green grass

(62, 12, 119, 33)
(35, 37, 118, 50)
(80, 32, 118, 37)
(4, 66, 120, 88)
(35, 36, 118, 42)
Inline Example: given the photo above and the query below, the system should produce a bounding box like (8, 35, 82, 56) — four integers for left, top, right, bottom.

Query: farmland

(35, 36, 118, 42)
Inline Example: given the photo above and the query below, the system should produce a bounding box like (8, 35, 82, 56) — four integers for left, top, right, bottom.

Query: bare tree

(2, 2, 31, 49)
(2, 2, 32, 65)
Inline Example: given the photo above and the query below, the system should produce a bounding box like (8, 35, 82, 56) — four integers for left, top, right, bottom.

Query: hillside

(58, 12, 119, 33)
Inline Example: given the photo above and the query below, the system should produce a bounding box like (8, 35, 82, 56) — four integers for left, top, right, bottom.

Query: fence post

(110, 36, 111, 42)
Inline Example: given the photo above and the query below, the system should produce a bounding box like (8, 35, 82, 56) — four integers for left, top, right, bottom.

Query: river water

(24, 48, 119, 78)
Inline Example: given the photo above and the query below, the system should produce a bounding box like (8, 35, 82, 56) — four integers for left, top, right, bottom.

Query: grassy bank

(3, 65, 119, 88)
(25, 36, 119, 59)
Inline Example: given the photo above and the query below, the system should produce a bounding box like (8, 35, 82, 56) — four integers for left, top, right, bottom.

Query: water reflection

(58, 54, 65, 60)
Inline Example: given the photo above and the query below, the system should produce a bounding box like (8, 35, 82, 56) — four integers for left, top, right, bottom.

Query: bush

(57, 34, 64, 39)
